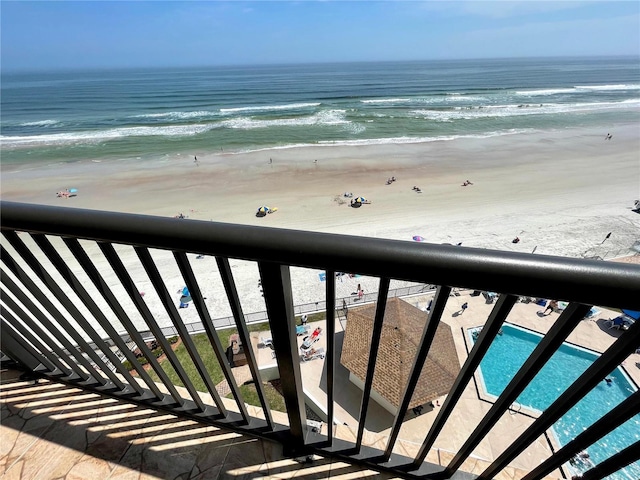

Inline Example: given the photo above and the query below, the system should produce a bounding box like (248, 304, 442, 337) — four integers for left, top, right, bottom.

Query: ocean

(1, 56, 639, 166)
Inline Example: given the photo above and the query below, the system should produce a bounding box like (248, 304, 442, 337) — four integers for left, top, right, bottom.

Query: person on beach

(460, 302, 468, 314)
(512, 236, 520, 244)
(269, 158, 273, 164)
(601, 232, 612, 244)
(194, 155, 198, 165)
(301, 314, 308, 325)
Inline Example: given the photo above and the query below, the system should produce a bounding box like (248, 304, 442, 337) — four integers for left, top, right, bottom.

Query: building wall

(348, 372, 398, 415)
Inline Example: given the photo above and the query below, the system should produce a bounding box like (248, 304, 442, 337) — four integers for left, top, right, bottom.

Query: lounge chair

(607, 316, 630, 330)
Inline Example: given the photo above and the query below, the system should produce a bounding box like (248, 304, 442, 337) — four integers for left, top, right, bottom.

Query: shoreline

(2, 123, 639, 262)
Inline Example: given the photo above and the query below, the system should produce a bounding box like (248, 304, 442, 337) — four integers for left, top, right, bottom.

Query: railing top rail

(2, 201, 639, 308)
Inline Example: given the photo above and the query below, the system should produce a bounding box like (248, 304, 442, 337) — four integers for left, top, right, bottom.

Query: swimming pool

(470, 323, 639, 480)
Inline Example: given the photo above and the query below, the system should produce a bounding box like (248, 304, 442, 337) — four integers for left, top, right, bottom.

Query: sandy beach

(3, 124, 639, 253)
(2, 124, 639, 332)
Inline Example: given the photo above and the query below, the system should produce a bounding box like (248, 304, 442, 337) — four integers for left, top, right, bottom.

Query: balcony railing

(1, 200, 639, 480)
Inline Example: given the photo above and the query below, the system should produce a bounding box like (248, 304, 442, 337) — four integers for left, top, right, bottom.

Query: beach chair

(301, 348, 325, 362)
(607, 316, 630, 330)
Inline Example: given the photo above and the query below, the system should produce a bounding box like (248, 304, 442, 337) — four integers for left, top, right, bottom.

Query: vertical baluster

(99, 243, 206, 412)
(412, 293, 518, 469)
(16, 234, 142, 394)
(445, 302, 592, 476)
(325, 270, 336, 444)
(382, 285, 451, 461)
(579, 441, 640, 480)
(33, 237, 165, 399)
(217, 257, 274, 428)
(479, 318, 640, 480)
(0, 317, 57, 373)
(63, 238, 185, 406)
(136, 247, 229, 417)
(1, 269, 101, 384)
(1, 306, 65, 374)
(258, 261, 307, 454)
(522, 391, 640, 480)
(355, 277, 390, 452)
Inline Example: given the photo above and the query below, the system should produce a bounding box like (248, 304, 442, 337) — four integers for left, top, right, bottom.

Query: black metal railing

(1, 201, 639, 480)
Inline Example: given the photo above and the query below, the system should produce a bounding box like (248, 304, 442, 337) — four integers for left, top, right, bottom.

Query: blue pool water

(471, 324, 639, 479)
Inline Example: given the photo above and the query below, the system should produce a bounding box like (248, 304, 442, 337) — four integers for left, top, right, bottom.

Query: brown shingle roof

(340, 297, 460, 409)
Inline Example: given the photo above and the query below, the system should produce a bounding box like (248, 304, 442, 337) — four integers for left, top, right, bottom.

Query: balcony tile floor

(1, 368, 399, 479)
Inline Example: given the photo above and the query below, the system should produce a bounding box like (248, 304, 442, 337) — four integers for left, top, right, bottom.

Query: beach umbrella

(413, 236, 425, 242)
(257, 206, 270, 213)
(622, 309, 640, 320)
(354, 196, 367, 203)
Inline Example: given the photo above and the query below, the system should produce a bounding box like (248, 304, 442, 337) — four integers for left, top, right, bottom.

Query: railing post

(325, 271, 336, 445)
(258, 261, 308, 454)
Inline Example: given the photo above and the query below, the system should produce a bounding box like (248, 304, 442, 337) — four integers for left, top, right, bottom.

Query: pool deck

(252, 290, 639, 479)
(1, 292, 637, 479)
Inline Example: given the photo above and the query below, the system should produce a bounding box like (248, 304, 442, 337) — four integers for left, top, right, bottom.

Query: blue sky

(2, 1, 639, 70)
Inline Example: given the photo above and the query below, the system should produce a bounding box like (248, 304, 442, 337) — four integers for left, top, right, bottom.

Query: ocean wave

(411, 100, 640, 121)
(221, 110, 349, 129)
(0, 124, 216, 147)
(219, 102, 320, 113)
(361, 98, 410, 104)
(130, 111, 219, 120)
(317, 129, 532, 146)
(515, 88, 578, 96)
(361, 96, 487, 105)
(18, 119, 60, 127)
(236, 129, 534, 153)
(575, 84, 640, 91)
(444, 95, 487, 102)
(516, 84, 640, 95)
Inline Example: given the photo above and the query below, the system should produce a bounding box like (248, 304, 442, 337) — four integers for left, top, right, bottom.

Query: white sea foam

(575, 84, 640, 91)
(444, 95, 487, 102)
(234, 128, 533, 153)
(131, 111, 218, 120)
(19, 119, 60, 127)
(515, 88, 578, 96)
(516, 84, 640, 95)
(219, 102, 320, 113)
(0, 124, 216, 147)
(222, 110, 349, 129)
(316, 129, 532, 147)
(361, 98, 410, 104)
(362, 96, 487, 105)
(411, 100, 640, 121)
